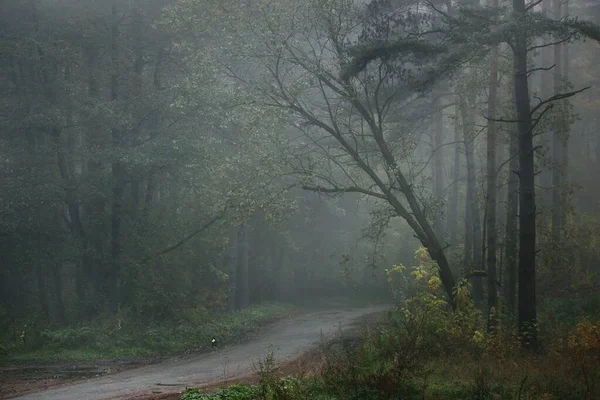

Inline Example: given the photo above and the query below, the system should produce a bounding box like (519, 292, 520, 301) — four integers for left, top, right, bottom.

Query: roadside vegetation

(181, 248, 600, 400)
(0, 303, 295, 363)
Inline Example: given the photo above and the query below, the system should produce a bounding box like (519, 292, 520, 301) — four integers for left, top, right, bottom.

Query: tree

(206, 0, 459, 304)
(458, 84, 484, 305)
(339, 0, 600, 349)
(485, 0, 500, 332)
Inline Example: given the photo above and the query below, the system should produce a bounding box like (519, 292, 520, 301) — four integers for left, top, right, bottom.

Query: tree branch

(302, 185, 387, 200)
(527, 33, 575, 52)
(528, 104, 553, 135)
(530, 86, 590, 116)
(141, 213, 224, 263)
(527, 64, 555, 78)
(525, 0, 544, 11)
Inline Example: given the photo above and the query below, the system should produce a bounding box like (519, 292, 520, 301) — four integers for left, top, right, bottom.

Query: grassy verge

(175, 296, 599, 400)
(0, 303, 296, 363)
(177, 324, 600, 400)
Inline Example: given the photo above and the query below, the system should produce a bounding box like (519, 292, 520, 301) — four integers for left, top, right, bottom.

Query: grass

(173, 301, 599, 400)
(0, 302, 296, 363)
(175, 339, 598, 400)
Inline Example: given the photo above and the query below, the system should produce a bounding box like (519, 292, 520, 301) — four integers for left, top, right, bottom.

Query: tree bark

(51, 262, 66, 325)
(461, 93, 484, 305)
(539, 1, 552, 218)
(110, 1, 124, 312)
(130, 3, 143, 215)
(551, 0, 563, 240)
(504, 127, 519, 317)
(227, 227, 238, 311)
(513, 0, 538, 350)
(433, 95, 445, 239)
(236, 224, 250, 309)
(560, 0, 570, 230)
(447, 110, 462, 246)
(486, 0, 499, 332)
(35, 260, 50, 320)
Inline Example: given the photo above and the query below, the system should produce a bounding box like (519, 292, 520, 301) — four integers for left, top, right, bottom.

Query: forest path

(7, 305, 389, 400)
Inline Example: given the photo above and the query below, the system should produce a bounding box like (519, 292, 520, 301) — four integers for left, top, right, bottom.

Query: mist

(1, 0, 599, 399)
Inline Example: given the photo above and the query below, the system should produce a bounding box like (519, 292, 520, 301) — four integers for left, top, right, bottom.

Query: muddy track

(3, 305, 389, 400)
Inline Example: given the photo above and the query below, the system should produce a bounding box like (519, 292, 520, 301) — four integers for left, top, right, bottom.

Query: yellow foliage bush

(567, 319, 600, 368)
(386, 247, 485, 356)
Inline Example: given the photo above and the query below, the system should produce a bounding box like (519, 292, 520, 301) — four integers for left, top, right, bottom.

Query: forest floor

(1, 305, 389, 400)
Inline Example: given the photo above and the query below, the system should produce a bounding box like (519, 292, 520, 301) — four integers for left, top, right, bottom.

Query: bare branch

(528, 104, 554, 135)
(530, 86, 590, 115)
(527, 33, 575, 52)
(525, 0, 544, 11)
(527, 64, 555, 77)
(302, 185, 387, 200)
(141, 213, 224, 263)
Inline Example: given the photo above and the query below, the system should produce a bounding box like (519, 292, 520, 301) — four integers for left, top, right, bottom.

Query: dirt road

(7, 305, 388, 400)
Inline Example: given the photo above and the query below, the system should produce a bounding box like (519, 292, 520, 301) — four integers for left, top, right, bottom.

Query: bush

(310, 248, 485, 399)
(1, 303, 295, 362)
(181, 385, 261, 400)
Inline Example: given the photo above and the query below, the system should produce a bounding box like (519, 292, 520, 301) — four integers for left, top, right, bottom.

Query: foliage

(181, 385, 261, 400)
(0, 303, 294, 362)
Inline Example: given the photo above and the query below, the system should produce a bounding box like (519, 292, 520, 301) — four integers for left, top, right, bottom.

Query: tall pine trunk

(539, 2, 552, 218)
(486, 0, 499, 331)
(227, 227, 238, 311)
(35, 260, 50, 321)
(110, 1, 124, 312)
(513, 0, 538, 350)
(52, 262, 66, 324)
(504, 126, 519, 316)
(433, 95, 445, 238)
(447, 110, 462, 246)
(461, 93, 484, 305)
(551, 0, 563, 240)
(560, 0, 570, 230)
(236, 224, 250, 309)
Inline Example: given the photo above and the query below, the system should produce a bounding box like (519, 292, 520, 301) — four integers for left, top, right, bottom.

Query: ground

(1, 305, 388, 400)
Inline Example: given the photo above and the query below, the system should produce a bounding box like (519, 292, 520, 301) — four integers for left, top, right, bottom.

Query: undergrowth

(0, 303, 295, 362)
(179, 247, 599, 400)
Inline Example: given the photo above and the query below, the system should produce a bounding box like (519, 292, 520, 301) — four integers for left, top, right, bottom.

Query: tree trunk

(227, 227, 238, 311)
(236, 224, 250, 309)
(539, 1, 552, 218)
(560, 0, 570, 230)
(504, 127, 519, 317)
(52, 262, 66, 325)
(110, 1, 124, 312)
(486, 0, 499, 332)
(551, 0, 563, 240)
(462, 101, 473, 279)
(130, 3, 143, 215)
(447, 110, 462, 246)
(433, 95, 445, 238)
(596, 11, 600, 192)
(513, 0, 538, 350)
(55, 59, 88, 318)
(497, 139, 506, 233)
(461, 93, 484, 305)
(35, 260, 50, 321)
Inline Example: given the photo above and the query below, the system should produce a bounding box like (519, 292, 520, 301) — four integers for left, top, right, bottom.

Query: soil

(1, 305, 388, 400)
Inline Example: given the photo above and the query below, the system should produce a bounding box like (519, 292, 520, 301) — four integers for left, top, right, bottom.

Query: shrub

(181, 385, 261, 400)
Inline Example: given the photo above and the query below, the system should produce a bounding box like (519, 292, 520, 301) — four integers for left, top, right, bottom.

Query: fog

(1, 0, 599, 398)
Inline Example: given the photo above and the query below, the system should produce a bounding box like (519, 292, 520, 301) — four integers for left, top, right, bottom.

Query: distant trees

(0, 0, 382, 326)
(1, 0, 599, 347)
